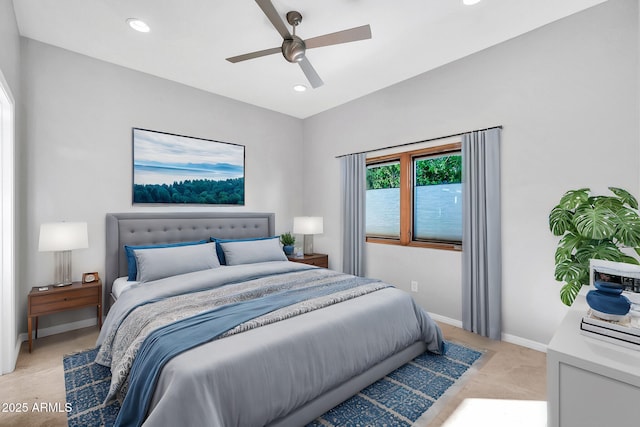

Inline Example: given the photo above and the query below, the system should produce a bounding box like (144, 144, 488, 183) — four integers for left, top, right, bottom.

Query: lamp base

(53, 250, 73, 286)
(303, 234, 314, 255)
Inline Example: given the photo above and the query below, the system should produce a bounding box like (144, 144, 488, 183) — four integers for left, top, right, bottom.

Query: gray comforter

(97, 261, 443, 427)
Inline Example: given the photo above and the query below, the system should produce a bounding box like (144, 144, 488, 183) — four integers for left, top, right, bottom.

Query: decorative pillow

(210, 236, 283, 265)
(217, 237, 287, 266)
(124, 240, 208, 280)
(133, 242, 220, 282)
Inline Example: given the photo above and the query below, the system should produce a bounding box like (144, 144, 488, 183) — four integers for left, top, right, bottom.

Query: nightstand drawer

(303, 258, 328, 267)
(29, 287, 99, 316)
(288, 253, 329, 268)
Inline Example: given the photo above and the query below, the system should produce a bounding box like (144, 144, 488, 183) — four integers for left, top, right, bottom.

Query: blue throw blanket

(114, 276, 382, 427)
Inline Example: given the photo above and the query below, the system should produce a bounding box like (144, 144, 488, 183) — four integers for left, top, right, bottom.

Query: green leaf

(555, 258, 588, 283)
(549, 205, 573, 236)
(619, 254, 640, 265)
(560, 282, 582, 306)
(573, 204, 617, 239)
(559, 189, 590, 210)
(614, 207, 640, 247)
(575, 240, 623, 264)
(554, 232, 584, 263)
(592, 196, 623, 211)
(609, 187, 639, 209)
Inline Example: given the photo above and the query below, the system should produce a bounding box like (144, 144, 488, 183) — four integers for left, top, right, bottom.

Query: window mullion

(400, 153, 411, 245)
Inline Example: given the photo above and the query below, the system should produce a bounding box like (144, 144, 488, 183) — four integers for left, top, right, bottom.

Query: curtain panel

(462, 128, 502, 340)
(341, 153, 367, 276)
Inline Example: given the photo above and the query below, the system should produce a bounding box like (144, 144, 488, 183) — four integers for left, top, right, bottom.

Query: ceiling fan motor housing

(282, 36, 306, 63)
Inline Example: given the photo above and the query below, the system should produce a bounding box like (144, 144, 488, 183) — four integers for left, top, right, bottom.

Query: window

(365, 161, 400, 238)
(366, 142, 462, 250)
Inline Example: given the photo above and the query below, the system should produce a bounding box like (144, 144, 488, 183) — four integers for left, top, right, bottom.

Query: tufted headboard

(105, 212, 275, 311)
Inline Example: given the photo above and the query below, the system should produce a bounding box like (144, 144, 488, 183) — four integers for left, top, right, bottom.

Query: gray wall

(19, 39, 305, 334)
(303, 0, 639, 347)
(0, 0, 20, 91)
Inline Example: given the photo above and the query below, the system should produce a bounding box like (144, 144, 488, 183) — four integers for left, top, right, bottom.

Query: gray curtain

(341, 153, 366, 276)
(462, 128, 502, 340)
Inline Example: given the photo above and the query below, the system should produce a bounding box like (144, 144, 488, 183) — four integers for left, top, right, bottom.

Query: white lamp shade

(38, 222, 89, 252)
(293, 217, 323, 235)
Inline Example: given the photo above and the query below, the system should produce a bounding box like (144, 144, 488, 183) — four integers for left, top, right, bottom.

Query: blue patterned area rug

(64, 342, 482, 427)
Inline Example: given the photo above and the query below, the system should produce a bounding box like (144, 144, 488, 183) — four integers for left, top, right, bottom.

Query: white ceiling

(13, 0, 606, 118)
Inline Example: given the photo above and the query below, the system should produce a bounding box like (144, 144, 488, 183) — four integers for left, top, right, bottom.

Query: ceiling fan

(226, 0, 372, 89)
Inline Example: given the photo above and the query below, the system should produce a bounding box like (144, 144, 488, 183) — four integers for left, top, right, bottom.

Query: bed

(99, 212, 443, 427)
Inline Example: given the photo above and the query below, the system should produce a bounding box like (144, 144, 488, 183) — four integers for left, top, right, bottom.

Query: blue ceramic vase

(586, 281, 631, 317)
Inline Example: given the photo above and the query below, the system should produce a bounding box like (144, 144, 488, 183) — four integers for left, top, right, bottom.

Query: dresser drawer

(29, 287, 99, 316)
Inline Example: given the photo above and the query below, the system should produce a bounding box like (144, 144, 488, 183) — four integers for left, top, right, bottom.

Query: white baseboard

(430, 313, 548, 353)
(19, 317, 98, 342)
(501, 333, 547, 353)
(16, 332, 26, 345)
(430, 313, 463, 328)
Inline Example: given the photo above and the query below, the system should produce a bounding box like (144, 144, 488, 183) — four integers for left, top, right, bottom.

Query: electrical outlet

(410, 281, 418, 292)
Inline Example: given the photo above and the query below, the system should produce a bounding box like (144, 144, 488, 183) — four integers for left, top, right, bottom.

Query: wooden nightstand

(287, 253, 328, 268)
(27, 280, 102, 353)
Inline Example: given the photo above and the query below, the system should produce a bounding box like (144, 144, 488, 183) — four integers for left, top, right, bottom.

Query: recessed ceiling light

(293, 84, 307, 92)
(126, 18, 150, 33)
(463, 0, 482, 5)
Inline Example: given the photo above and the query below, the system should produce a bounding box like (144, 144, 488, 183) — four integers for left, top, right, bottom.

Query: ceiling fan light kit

(226, 0, 372, 89)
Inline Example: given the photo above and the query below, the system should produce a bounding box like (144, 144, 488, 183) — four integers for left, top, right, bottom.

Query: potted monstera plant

(549, 187, 640, 306)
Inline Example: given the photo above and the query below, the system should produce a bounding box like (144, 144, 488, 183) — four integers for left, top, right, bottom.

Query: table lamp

(293, 216, 323, 255)
(38, 222, 88, 286)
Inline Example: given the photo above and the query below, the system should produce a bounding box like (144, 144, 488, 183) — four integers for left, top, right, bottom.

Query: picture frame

(82, 272, 100, 284)
(132, 128, 245, 205)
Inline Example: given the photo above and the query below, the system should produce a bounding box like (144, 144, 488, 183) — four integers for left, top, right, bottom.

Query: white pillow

(112, 276, 140, 299)
(218, 237, 287, 266)
(134, 242, 220, 282)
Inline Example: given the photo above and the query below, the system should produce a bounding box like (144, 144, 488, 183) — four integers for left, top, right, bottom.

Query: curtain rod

(334, 125, 503, 159)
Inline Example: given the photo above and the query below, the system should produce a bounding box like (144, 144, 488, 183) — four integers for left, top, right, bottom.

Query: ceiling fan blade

(226, 47, 281, 63)
(255, 0, 291, 40)
(298, 57, 324, 88)
(305, 25, 372, 49)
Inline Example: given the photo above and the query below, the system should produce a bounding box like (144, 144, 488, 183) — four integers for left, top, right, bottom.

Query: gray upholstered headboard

(105, 212, 275, 311)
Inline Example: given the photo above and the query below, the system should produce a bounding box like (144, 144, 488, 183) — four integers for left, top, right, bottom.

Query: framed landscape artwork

(132, 128, 245, 205)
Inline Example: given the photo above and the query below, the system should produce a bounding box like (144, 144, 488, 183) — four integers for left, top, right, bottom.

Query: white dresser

(547, 290, 640, 427)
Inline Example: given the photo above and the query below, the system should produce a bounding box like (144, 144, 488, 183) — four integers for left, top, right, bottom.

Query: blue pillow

(210, 236, 280, 265)
(124, 240, 208, 280)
